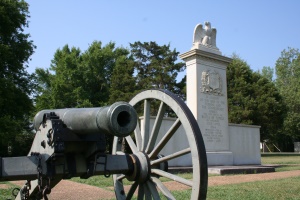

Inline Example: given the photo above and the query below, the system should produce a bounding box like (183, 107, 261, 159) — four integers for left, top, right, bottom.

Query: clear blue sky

(26, 0, 300, 79)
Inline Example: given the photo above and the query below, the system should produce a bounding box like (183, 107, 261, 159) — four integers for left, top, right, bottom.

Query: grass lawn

(110, 176, 300, 199)
(261, 154, 300, 165)
(0, 182, 19, 200)
(71, 176, 114, 188)
(202, 155, 300, 199)
(206, 176, 300, 200)
(261, 154, 300, 171)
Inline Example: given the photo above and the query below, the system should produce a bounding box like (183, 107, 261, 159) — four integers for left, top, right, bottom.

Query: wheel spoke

(116, 174, 126, 181)
(151, 177, 175, 200)
(144, 184, 152, 200)
(134, 121, 142, 151)
(149, 118, 181, 159)
(151, 169, 193, 187)
(112, 137, 119, 154)
(142, 99, 151, 151)
(146, 102, 167, 154)
(146, 180, 161, 199)
(126, 181, 139, 200)
(137, 183, 144, 200)
(151, 147, 191, 166)
(125, 136, 138, 153)
(114, 177, 126, 200)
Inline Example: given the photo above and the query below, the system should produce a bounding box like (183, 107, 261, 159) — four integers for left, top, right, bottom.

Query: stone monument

(179, 21, 261, 165)
(147, 21, 261, 166)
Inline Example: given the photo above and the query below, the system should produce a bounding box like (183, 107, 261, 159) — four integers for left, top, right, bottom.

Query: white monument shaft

(181, 50, 231, 152)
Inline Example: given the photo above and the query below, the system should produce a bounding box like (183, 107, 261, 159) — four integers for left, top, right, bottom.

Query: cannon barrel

(33, 102, 137, 137)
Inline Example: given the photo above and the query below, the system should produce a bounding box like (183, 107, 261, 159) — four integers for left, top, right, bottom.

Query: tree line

(1, 0, 300, 156)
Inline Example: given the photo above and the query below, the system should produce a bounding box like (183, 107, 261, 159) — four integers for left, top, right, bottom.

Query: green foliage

(109, 55, 136, 104)
(260, 66, 274, 81)
(227, 56, 255, 124)
(50, 45, 83, 108)
(36, 41, 186, 110)
(35, 41, 130, 110)
(0, 0, 36, 156)
(34, 68, 54, 111)
(275, 47, 300, 141)
(227, 56, 285, 142)
(251, 72, 285, 143)
(130, 41, 186, 98)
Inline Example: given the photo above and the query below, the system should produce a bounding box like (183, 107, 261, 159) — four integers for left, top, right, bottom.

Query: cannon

(0, 89, 208, 199)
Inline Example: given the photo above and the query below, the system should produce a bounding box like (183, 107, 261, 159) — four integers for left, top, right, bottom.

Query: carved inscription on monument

(199, 94, 226, 144)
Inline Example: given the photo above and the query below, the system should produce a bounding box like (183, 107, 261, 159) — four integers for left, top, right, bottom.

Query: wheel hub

(126, 151, 150, 183)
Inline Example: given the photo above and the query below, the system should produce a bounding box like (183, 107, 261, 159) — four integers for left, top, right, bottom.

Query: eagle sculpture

(193, 21, 217, 49)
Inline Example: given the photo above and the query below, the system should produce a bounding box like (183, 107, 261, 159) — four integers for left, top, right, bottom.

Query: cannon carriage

(0, 89, 208, 199)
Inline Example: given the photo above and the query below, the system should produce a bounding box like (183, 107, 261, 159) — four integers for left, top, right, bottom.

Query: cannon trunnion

(0, 90, 208, 200)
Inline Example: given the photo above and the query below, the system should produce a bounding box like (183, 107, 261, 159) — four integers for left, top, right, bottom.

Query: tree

(275, 47, 300, 142)
(227, 56, 256, 124)
(0, 0, 36, 156)
(251, 72, 286, 145)
(260, 66, 274, 81)
(80, 41, 130, 106)
(35, 41, 130, 109)
(227, 56, 285, 145)
(109, 55, 136, 104)
(34, 68, 54, 111)
(130, 41, 186, 98)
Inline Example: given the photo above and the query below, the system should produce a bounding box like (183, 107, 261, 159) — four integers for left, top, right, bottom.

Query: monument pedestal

(180, 48, 233, 166)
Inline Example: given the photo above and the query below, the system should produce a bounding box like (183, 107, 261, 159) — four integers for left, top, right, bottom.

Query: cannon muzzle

(33, 102, 137, 137)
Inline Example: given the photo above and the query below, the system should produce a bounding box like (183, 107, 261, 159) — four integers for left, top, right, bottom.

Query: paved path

(10, 170, 300, 199)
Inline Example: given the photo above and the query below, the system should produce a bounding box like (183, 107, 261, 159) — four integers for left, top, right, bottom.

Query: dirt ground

(10, 170, 300, 199)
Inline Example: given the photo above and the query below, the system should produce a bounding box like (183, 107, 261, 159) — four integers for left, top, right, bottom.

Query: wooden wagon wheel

(112, 89, 208, 199)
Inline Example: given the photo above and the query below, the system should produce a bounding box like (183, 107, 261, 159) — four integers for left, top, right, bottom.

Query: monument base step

(207, 165, 275, 175)
(168, 165, 276, 175)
